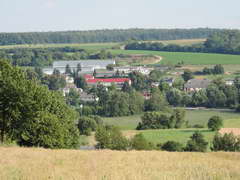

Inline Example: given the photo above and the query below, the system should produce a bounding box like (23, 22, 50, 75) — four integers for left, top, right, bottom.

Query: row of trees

(0, 28, 223, 45)
(0, 48, 114, 66)
(136, 109, 186, 130)
(94, 124, 240, 152)
(125, 30, 240, 55)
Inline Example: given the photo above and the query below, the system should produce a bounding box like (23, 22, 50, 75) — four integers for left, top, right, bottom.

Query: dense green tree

(191, 90, 208, 107)
(185, 131, 208, 152)
(182, 69, 194, 82)
(161, 141, 183, 152)
(130, 133, 154, 150)
(211, 133, 240, 152)
(65, 64, 72, 74)
(144, 88, 169, 112)
(74, 75, 87, 90)
(0, 60, 80, 148)
(208, 116, 223, 131)
(43, 74, 66, 90)
(129, 71, 146, 91)
(95, 126, 129, 150)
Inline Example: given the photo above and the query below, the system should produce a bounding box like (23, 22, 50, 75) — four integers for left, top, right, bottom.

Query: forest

(0, 28, 224, 45)
(125, 30, 240, 55)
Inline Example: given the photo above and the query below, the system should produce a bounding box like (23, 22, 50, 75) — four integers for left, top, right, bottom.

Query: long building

(43, 60, 115, 74)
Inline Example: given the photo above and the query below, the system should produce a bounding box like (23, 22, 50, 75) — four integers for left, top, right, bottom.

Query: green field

(103, 110, 240, 147)
(133, 129, 215, 145)
(103, 110, 240, 130)
(110, 50, 240, 65)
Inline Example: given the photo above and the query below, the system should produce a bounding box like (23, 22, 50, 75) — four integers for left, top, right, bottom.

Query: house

(53, 60, 116, 73)
(161, 77, 175, 87)
(86, 78, 131, 88)
(61, 83, 82, 96)
(184, 79, 211, 92)
(43, 60, 116, 74)
(113, 66, 154, 75)
(80, 92, 99, 102)
(225, 79, 234, 86)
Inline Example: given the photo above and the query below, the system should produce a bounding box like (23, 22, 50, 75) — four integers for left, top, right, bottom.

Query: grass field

(1, 147, 240, 180)
(124, 129, 215, 145)
(103, 110, 240, 130)
(110, 50, 240, 65)
(103, 110, 240, 147)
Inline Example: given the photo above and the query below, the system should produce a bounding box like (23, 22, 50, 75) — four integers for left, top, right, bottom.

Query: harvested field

(219, 128, 240, 136)
(0, 147, 240, 180)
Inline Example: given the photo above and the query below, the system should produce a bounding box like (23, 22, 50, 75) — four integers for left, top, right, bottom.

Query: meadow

(103, 110, 240, 130)
(103, 110, 240, 146)
(110, 49, 240, 65)
(1, 147, 240, 180)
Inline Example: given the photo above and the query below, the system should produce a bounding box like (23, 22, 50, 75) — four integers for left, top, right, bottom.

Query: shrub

(162, 141, 184, 152)
(95, 126, 129, 150)
(185, 131, 208, 152)
(208, 116, 223, 131)
(130, 133, 154, 150)
(211, 133, 240, 152)
(78, 116, 103, 136)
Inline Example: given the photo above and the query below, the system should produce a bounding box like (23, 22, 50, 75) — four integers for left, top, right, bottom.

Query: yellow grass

(1, 147, 240, 180)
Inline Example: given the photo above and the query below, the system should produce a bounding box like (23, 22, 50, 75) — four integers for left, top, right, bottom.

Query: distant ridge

(0, 28, 228, 46)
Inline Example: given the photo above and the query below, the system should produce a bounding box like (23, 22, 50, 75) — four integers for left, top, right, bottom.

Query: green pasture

(103, 109, 240, 131)
(136, 129, 215, 145)
(110, 50, 240, 65)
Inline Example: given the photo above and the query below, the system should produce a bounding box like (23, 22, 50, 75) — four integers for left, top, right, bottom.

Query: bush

(192, 124, 205, 128)
(137, 109, 186, 130)
(78, 116, 103, 136)
(207, 116, 223, 131)
(95, 126, 129, 150)
(162, 141, 184, 152)
(185, 131, 208, 152)
(130, 133, 154, 150)
(211, 133, 240, 152)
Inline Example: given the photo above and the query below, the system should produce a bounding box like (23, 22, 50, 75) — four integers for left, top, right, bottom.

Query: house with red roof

(84, 74, 131, 88)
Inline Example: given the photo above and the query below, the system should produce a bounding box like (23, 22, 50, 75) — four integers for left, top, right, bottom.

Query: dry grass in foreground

(0, 147, 240, 180)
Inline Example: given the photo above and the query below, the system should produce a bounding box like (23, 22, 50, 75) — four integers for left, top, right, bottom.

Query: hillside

(0, 147, 239, 179)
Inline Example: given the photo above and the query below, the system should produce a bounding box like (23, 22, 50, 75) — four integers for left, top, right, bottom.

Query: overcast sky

(1, 0, 240, 32)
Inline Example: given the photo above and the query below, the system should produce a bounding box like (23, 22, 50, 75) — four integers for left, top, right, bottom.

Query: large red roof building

(84, 74, 131, 87)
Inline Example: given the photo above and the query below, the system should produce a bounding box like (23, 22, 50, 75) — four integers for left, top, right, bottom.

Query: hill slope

(1, 147, 239, 179)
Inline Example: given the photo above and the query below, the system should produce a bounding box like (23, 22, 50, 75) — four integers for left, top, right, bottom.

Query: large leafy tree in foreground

(0, 60, 79, 148)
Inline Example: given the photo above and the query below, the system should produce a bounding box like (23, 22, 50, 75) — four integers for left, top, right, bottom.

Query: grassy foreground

(0, 147, 239, 180)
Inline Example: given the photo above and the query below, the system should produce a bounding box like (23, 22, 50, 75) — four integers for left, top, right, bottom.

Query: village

(42, 59, 235, 104)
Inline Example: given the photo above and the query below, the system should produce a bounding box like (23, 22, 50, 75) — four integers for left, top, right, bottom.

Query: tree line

(0, 48, 115, 67)
(0, 28, 224, 45)
(125, 30, 240, 55)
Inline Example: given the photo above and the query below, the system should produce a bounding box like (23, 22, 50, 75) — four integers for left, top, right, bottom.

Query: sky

(1, 0, 240, 32)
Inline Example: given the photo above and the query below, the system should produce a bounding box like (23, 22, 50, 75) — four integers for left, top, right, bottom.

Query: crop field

(0, 42, 118, 51)
(1, 147, 240, 180)
(110, 49, 240, 65)
(149, 38, 206, 46)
